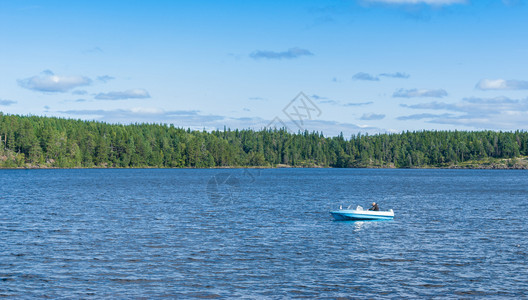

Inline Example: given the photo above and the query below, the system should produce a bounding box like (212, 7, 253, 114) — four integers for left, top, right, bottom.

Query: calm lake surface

(1, 169, 527, 298)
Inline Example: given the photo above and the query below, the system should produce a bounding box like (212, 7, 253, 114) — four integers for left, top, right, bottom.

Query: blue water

(1, 169, 527, 298)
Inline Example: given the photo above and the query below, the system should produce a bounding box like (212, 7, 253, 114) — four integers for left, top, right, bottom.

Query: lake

(1, 169, 527, 298)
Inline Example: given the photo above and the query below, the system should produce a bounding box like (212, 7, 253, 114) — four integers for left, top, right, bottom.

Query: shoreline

(1, 164, 527, 170)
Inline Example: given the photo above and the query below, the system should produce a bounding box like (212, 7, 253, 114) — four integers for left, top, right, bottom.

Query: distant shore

(2, 158, 528, 170)
(3, 114, 528, 171)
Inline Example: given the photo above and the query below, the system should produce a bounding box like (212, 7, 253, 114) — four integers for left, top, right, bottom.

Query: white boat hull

(330, 208, 394, 221)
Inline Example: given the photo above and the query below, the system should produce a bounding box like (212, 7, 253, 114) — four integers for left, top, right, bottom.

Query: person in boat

(368, 202, 379, 211)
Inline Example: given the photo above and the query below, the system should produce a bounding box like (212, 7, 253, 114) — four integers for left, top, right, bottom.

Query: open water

(1, 169, 527, 298)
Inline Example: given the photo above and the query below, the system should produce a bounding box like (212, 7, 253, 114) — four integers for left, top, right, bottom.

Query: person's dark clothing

(368, 204, 379, 211)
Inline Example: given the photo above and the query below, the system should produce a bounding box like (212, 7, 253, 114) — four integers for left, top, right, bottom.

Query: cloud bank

(59, 108, 220, 127)
(250, 47, 313, 60)
(399, 96, 528, 129)
(58, 108, 384, 136)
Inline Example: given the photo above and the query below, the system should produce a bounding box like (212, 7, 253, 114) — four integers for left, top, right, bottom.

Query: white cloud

(397, 113, 453, 120)
(476, 79, 528, 91)
(360, 113, 386, 120)
(83, 47, 103, 54)
(0, 99, 17, 106)
(130, 107, 164, 114)
(393, 88, 447, 98)
(352, 72, 410, 81)
(311, 94, 373, 107)
(344, 101, 374, 107)
(18, 71, 92, 92)
(72, 90, 88, 95)
(250, 47, 313, 60)
(352, 72, 379, 81)
(97, 75, 115, 83)
(94, 89, 151, 100)
(379, 72, 410, 79)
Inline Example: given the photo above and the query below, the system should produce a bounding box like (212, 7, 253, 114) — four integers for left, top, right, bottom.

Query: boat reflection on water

(334, 218, 393, 232)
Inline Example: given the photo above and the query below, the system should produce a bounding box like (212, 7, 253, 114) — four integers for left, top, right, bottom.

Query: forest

(1, 113, 527, 169)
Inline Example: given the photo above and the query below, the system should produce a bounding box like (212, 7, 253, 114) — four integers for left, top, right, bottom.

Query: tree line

(0, 113, 527, 168)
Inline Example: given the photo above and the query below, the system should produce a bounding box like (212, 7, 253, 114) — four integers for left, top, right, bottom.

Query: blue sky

(1, 0, 527, 136)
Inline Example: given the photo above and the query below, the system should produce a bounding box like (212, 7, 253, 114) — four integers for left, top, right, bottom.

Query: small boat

(330, 205, 394, 221)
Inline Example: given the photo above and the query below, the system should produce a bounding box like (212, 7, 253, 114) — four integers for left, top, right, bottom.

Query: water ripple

(1, 169, 527, 298)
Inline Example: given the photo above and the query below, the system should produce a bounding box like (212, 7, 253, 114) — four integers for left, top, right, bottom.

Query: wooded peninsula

(1, 113, 527, 169)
